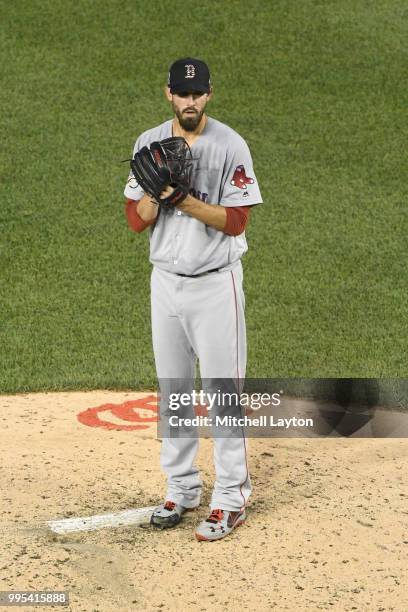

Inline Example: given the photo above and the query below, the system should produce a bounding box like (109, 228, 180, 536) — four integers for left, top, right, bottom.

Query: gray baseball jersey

(124, 117, 263, 276)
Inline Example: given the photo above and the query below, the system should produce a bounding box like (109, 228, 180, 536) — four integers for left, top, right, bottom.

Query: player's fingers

(160, 185, 175, 197)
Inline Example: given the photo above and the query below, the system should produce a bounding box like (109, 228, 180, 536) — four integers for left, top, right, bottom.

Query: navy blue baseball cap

(168, 58, 211, 94)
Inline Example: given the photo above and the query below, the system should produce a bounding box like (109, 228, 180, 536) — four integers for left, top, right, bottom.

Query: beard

(173, 104, 205, 132)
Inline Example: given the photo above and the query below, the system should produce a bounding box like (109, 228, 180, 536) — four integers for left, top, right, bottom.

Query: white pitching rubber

(47, 506, 157, 534)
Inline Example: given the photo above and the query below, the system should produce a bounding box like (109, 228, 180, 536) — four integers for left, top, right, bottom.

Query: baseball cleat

(150, 500, 196, 529)
(195, 508, 246, 541)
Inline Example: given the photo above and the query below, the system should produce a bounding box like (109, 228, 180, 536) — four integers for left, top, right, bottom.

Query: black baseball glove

(130, 137, 193, 209)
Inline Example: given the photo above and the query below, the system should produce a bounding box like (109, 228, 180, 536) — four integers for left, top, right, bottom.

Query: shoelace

(164, 501, 176, 511)
(206, 509, 224, 523)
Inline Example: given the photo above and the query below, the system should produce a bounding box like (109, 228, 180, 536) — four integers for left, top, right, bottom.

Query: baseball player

(124, 58, 263, 541)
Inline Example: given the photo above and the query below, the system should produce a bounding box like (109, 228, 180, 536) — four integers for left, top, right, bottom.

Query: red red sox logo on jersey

(230, 165, 255, 190)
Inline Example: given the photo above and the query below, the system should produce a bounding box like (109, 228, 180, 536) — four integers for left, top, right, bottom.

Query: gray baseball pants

(151, 261, 251, 511)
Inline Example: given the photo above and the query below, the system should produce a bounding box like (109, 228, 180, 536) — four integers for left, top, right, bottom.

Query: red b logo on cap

(185, 64, 196, 78)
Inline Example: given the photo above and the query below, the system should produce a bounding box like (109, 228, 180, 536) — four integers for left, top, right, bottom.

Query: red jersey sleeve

(224, 205, 252, 236)
(125, 199, 156, 233)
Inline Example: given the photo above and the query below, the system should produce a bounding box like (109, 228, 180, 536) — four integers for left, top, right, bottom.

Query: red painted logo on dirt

(77, 396, 253, 431)
(230, 165, 254, 189)
(77, 395, 159, 431)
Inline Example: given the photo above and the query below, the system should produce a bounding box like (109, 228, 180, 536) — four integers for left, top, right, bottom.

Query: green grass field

(1, 0, 407, 393)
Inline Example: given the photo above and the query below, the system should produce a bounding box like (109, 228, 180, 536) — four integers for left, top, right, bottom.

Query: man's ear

(207, 86, 214, 101)
(164, 86, 172, 102)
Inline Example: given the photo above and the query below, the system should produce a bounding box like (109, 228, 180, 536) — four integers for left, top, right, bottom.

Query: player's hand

(160, 185, 175, 198)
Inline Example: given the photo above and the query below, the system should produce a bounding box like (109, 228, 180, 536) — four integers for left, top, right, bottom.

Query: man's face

(167, 89, 211, 131)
